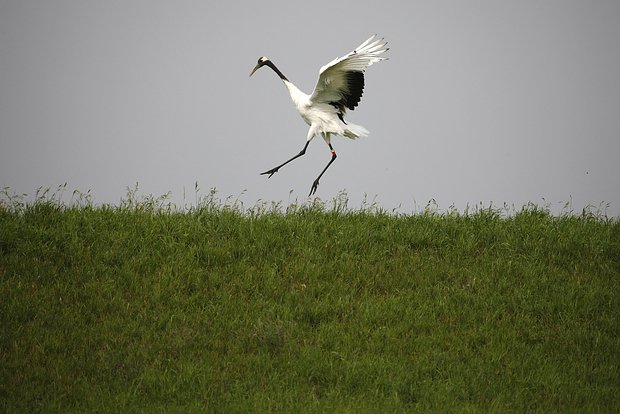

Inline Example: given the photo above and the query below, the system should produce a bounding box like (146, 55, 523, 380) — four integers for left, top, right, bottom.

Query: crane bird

(250, 35, 388, 196)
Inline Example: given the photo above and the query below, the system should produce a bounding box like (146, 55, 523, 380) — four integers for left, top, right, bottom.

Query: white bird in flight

(250, 35, 389, 196)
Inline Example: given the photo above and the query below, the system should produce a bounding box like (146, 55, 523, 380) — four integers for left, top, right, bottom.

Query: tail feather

(344, 123, 369, 139)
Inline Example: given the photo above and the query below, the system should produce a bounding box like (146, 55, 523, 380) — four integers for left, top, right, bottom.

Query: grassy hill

(1, 192, 619, 412)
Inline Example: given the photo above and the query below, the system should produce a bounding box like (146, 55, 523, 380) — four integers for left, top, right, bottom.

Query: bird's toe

(309, 179, 320, 196)
(260, 167, 279, 178)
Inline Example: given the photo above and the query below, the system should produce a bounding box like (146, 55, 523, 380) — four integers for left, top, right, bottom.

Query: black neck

(266, 61, 288, 81)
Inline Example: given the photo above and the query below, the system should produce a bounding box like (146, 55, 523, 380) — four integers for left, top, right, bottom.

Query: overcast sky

(1, 1, 619, 215)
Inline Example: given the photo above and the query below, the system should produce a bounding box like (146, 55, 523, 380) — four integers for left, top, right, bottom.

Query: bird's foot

(309, 179, 320, 196)
(260, 167, 279, 178)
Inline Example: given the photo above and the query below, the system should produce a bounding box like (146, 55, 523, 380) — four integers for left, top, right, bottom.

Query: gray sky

(1, 1, 619, 215)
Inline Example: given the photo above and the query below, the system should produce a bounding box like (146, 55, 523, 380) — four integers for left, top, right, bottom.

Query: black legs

(260, 141, 310, 178)
(309, 144, 337, 196)
(261, 141, 337, 196)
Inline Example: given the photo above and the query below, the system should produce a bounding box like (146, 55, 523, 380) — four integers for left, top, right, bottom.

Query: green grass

(1, 190, 619, 412)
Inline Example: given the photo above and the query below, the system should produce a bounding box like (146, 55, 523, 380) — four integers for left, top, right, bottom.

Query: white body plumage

(282, 80, 368, 143)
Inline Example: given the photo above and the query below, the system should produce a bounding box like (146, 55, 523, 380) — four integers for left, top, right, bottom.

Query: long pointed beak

(249, 63, 261, 77)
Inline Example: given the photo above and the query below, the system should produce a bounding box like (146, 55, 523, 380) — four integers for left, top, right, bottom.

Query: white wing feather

(310, 35, 388, 110)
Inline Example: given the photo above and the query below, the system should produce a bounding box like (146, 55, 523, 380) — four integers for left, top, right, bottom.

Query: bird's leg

(261, 141, 309, 178)
(309, 145, 337, 196)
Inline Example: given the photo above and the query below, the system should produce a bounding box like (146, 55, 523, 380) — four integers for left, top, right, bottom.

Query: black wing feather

(343, 71, 365, 110)
(329, 71, 365, 113)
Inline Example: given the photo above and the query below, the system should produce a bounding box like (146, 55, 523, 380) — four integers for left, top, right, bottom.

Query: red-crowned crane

(250, 35, 388, 196)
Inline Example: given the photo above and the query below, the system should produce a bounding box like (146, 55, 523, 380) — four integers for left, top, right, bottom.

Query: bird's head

(249, 56, 270, 77)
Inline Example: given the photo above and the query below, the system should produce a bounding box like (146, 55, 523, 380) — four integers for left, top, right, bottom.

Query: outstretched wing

(310, 35, 388, 113)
